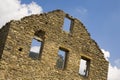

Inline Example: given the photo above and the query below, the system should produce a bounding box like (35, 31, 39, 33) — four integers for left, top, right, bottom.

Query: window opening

(79, 57, 90, 77)
(29, 38, 42, 59)
(56, 48, 68, 69)
(63, 17, 71, 32)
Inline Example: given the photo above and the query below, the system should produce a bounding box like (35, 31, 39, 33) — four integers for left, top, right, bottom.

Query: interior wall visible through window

(29, 38, 43, 59)
(56, 48, 68, 69)
(29, 30, 45, 60)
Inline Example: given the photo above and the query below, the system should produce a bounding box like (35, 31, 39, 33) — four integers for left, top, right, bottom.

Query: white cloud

(0, 0, 43, 28)
(101, 49, 110, 61)
(30, 46, 40, 53)
(102, 49, 120, 80)
(108, 64, 120, 80)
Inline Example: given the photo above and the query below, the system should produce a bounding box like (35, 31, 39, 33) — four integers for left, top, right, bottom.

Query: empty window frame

(29, 30, 45, 60)
(79, 57, 90, 77)
(63, 17, 72, 32)
(56, 48, 68, 69)
(29, 38, 43, 59)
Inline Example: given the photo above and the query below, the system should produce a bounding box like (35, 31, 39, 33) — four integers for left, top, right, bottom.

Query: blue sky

(0, 0, 120, 79)
(21, 0, 120, 67)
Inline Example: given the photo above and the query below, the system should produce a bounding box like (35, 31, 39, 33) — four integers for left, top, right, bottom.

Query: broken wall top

(1, 9, 106, 60)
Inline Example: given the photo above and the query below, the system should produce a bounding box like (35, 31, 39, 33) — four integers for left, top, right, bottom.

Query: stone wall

(0, 23, 10, 58)
(0, 10, 108, 80)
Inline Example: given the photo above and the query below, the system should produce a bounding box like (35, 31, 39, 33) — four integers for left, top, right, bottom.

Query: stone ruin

(0, 10, 108, 80)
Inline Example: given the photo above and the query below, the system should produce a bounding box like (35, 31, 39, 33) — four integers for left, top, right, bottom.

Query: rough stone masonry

(0, 10, 108, 80)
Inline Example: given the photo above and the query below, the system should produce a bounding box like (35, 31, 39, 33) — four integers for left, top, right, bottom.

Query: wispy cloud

(114, 59, 120, 68)
(76, 7, 88, 15)
(0, 0, 43, 28)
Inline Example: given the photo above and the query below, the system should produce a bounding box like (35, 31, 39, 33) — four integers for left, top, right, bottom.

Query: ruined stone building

(0, 10, 108, 80)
